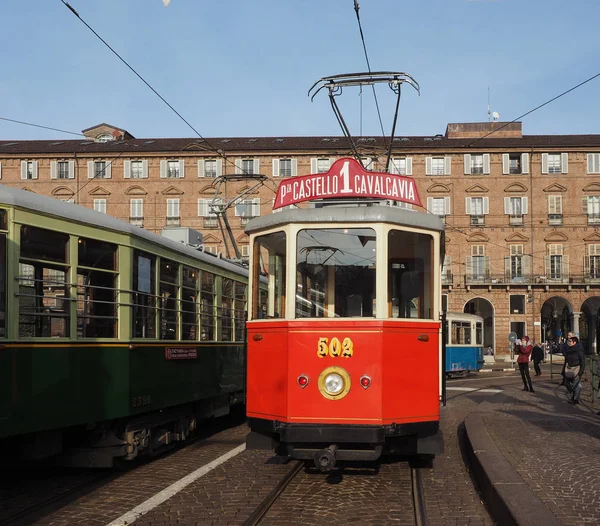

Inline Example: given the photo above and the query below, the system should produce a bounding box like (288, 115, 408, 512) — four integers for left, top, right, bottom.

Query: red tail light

(360, 375, 371, 389)
(298, 374, 309, 388)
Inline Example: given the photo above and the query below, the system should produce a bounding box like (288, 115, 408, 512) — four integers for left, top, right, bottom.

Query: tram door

(389, 260, 424, 319)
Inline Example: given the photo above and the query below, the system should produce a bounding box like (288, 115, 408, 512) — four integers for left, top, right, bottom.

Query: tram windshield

(296, 228, 376, 318)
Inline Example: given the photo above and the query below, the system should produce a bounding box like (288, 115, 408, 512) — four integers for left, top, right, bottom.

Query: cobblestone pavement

(481, 377, 600, 526)
(261, 461, 414, 525)
(29, 419, 250, 526)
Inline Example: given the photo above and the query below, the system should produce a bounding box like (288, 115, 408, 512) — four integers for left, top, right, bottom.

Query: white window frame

(272, 158, 297, 177)
(167, 198, 180, 225)
(426, 156, 451, 176)
(426, 196, 450, 216)
(585, 195, 600, 224)
(51, 160, 74, 180)
(587, 153, 600, 174)
(88, 160, 112, 179)
(542, 153, 568, 175)
(235, 198, 260, 218)
(198, 159, 222, 178)
(235, 158, 260, 175)
(388, 157, 413, 176)
(311, 158, 335, 174)
(124, 160, 148, 179)
(503, 196, 528, 215)
(502, 153, 529, 175)
(93, 199, 107, 214)
(160, 159, 185, 179)
(463, 154, 490, 175)
(21, 160, 39, 180)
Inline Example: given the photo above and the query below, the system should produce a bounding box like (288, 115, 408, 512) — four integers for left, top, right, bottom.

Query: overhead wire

(353, 0, 387, 146)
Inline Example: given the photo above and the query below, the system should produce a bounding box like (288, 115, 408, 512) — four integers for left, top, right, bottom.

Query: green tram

(0, 185, 250, 466)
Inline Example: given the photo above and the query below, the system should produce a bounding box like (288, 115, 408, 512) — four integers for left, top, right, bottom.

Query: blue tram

(445, 312, 484, 376)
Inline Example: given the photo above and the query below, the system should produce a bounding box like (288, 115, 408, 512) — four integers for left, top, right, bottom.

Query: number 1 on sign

(339, 161, 352, 194)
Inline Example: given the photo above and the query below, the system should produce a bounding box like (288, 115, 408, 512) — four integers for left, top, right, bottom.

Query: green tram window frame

(132, 250, 157, 338)
(0, 210, 6, 337)
(77, 237, 118, 338)
(18, 225, 70, 338)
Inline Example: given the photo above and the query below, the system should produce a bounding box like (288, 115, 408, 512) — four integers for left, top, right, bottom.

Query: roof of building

(2, 133, 600, 157)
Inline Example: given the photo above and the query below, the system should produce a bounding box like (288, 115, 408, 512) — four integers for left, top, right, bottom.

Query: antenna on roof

(487, 87, 491, 122)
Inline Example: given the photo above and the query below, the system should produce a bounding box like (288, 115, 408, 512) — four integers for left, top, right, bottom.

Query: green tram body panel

(0, 185, 252, 445)
(0, 341, 245, 438)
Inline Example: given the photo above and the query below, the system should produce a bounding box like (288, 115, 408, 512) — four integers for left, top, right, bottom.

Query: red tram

(245, 158, 445, 470)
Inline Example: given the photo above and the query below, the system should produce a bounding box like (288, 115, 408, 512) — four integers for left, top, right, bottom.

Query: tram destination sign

(273, 157, 422, 209)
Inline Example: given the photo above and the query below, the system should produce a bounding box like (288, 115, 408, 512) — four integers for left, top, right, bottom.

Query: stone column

(572, 312, 582, 337)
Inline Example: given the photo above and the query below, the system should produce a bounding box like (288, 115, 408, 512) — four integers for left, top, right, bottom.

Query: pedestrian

(486, 345, 493, 356)
(564, 335, 585, 405)
(559, 331, 583, 385)
(531, 341, 544, 376)
(515, 335, 534, 392)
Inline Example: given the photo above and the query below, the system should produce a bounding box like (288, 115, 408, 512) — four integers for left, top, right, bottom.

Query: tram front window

(388, 230, 434, 320)
(252, 231, 286, 320)
(296, 228, 376, 318)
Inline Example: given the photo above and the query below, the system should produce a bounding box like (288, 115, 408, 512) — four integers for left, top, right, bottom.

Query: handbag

(565, 364, 580, 380)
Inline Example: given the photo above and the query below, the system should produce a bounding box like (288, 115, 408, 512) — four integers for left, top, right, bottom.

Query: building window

(93, 199, 107, 214)
(510, 295, 525, 315)
(466, 196, 488, 226)
(198, 198, 220, 227)
(464, 154, 490, 175)
(21, 161, 38, 180)
(584, 196, 600, 225)
(311, 158, 333, 174)
(273, 158, 297, 177)
(431, 157, 445, 175)
(235, 198, 260, 225)
(504, 196, 528, 226)
(235, 158, 259, 175)
(587, 245, 600, 280)
(95, 161, 107, 178)
(442, 256, 452, 285)
(587, 153, 600, 174)
(167, 199, 180, 226)
(466, 245, 489, 282)
(542, 153, 568, 175)
(130, 199, 143, 226)
(502, 153, 529, 175)
(160, 159, 184, 179)
(427, 196, 450, 219)
(510, 321, 525, 339)
(545, 244, 566, 281)
(506, 244, 530, 282)
(388, 157, 412, 176)
(58, 161, 70, 179)
(96, 134, 113, 143)
(205, 160, 217, 178)
(548, 195, 563, 225)
(131, 161, 143, 179)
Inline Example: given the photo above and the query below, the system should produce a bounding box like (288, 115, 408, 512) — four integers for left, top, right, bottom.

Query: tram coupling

(314, 444, 338, 472)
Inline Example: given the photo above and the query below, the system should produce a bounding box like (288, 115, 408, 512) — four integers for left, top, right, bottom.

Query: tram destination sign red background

(273, 157, 422, 209)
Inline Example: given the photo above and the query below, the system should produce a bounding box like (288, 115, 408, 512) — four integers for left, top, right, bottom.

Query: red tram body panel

(247, 320, 440, 426)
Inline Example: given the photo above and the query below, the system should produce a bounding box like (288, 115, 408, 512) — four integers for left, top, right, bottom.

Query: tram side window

(252, 231, 286, 320)
(159, 258, 179, 340)
(476, 322, 483, 345)
(234, 281, 247, 342)
(296, 228, 376, 318)
(181, 266, 198, 341)
(18, 226, 70, 338)
(388, 230, 433, 320)
(221, 278, 234, 341)
(77, 238, 118, 338)
(0, 233, 5, 337)
(132, 251, 157, 338)
(451, 321, 472, 345)
(201, 272, 215, 341)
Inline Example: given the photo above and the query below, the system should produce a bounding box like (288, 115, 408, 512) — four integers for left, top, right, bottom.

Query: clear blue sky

(1, 0, 599, 140)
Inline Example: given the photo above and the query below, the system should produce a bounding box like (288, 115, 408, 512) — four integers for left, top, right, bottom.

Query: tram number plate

(317, 337, 354, 358)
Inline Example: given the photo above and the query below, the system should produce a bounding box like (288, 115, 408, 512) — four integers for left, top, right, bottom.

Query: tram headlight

(324, 373, 344, 395)
(318, 366, 351, 400)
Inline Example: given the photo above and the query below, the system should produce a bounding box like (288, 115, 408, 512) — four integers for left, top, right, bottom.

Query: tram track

(242, 460, 304, 526)
(411, 466, 429, 526)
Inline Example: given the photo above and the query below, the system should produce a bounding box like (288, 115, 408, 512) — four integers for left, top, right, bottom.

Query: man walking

(532, 341, 544, 376)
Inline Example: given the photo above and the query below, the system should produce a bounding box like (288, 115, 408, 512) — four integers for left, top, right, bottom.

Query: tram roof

(245, 205, 445, 235)
(0, 184, 248, 277)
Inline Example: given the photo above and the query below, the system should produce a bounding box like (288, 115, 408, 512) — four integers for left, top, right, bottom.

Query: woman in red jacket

(516, 336, 534, 392)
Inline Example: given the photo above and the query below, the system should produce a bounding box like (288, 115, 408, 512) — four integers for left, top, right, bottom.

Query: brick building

(2, 121, 600, 358)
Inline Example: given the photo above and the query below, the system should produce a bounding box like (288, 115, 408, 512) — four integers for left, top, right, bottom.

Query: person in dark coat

(564, 335, 586, 404)
(531, 342, 544, 376)
(515, 336, 534, 392)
